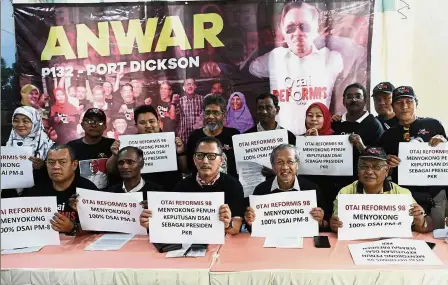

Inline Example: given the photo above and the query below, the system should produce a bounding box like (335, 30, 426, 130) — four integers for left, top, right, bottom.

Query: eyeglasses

(194, 152, 222, 161)
(275, 160, 297, 167)
(84, 120, 105, 126)
(285, 23, 312, 34)
(204, 110, 222, 117)
(358, 163, 387, 171)
(344, 94, 364, 101)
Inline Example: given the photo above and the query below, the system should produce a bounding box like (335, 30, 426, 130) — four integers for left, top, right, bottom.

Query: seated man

(330, 147, 433, 233)
(22, 144, 98, 235)
(244, 144, 328, 230)
(140, 137, 245, 235)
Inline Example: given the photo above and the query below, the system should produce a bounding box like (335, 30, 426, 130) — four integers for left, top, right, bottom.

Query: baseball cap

(359, 147, 388, 161)
(83, 108, 107, 122)
(372, 82, 394, 96)
(392, 86, 417, 103)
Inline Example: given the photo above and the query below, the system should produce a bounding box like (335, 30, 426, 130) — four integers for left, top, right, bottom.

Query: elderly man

(187, 94, 240, 178)
(140, 137, 245, 235)
(379, 86, 447, 229)
(330, 147, 433, 233)
(23, 144, 98, 235)
(244, 144, 328, 229)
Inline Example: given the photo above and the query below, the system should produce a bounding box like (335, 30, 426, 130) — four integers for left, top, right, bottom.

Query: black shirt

(22, 176, 98, 222)
(142, 171, 182, 192)
(107, 178, 164, 201)
(378, 117, 447, 197)
(187, 127, 240, 178)
(154, 99, 177, 133)
(244, 125, 297, 145)
(173, 173, 245, 218)
(377, 115, 400, 131)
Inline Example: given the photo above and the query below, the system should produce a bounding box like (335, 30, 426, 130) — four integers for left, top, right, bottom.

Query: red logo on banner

(272, 87, 327, 102)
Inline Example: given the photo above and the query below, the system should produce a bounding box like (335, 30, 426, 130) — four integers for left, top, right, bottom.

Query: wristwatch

(66, 221, 79, 236)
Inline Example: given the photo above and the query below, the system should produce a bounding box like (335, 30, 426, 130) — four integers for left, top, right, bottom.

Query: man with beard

(186, 94, 240, 178)
(372, 82, 399, 130)
(175, 78, 203, 143)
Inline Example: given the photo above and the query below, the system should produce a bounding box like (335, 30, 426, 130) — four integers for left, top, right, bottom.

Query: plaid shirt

(176, 94, 203, 143)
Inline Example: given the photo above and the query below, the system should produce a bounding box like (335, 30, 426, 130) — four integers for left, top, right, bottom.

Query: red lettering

(301, 87, 309, 100)
(285, 89, 291, 101)
(309, 87, 321, 100)
(279, 89, 286, 101)
(322, 87, 328, 99)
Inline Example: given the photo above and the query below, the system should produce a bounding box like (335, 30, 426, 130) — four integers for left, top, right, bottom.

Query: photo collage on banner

(12, 0, 373, 144)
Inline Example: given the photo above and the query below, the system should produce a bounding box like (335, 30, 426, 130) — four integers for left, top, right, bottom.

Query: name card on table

(1, 146, 34, 189)
(249, 191, 318, 237)
(398, 142, 448, 185)
(296, 135, 353, 176)
(147, 192, 225, 244)
(0, 197, 60, 250)
(119, 132, 177, 173)
(232, 129, 289, 169)
(77, 188, 146, 235)
(337, 194, 413, 240)
(348, 239, 443, 266)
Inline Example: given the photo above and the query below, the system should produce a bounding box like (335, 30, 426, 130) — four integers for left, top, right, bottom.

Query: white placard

(1, 146, 34, 189)
(237, 161, 266, 198)
(348, 239, 443, 266)
(398, 142, 448, 185)
(249, 191, 318, 237)
(337, 194, 414, 240)
(147, 192, 225, 244)
(77, 188, 146, 235)
(232, 130, 289, 168)
(296, 135, 353, 176)
(0, 197, 60, 250)
(119, 132, 177, 173)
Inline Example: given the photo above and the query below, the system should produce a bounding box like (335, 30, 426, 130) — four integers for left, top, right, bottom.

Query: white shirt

(250, 45, 343, 135)
(122, 178, 145, 193)
(271, 176, 301, 192)
(88, 171, 108, 189)
(256, 122, 282, 132)
(341, 111, 370, 123)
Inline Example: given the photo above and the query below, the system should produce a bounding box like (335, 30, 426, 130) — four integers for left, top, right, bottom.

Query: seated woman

(226, 92, 254, 133)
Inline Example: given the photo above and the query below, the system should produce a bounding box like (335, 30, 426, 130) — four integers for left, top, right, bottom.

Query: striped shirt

(176, 94, 203, 143)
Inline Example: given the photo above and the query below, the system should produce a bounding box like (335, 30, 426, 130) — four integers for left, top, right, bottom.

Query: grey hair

(203, 94, 227, 114)
(270, 144, 300, 166)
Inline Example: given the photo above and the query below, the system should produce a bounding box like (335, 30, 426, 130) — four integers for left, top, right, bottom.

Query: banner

(249, 190, 318, 237)
(147, 191, 225, 244)
(337, 194, 414, 240)
(119, 132, 177, 173)
(296, 135, 353, 176)
(398, 142, 448, 186)
(0, 197, 60, 250)
(76, 188, 146, 235)
(12, 1, 373, 144)
(1, 146, 34, 189)
(79, 158, 108, 189)
(348, 239, 443, 266)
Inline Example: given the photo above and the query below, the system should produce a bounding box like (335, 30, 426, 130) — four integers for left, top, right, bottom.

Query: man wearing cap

(378, 86, 447, 229)
(67, 108, 115, 189)
(372, 82, 399, 130)
(330, 146, 433, 234)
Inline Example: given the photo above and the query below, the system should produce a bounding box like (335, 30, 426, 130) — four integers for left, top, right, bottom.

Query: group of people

(2, 79, 447, 238)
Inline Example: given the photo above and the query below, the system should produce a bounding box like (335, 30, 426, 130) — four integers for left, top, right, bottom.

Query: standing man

(153, 81, 177, 132)
(379, 86, 447, 228)
(140, 137, 244, 235)
(175, 78, 203, 143)
(131, 79, 146, 106)
(116, 84, 137, 133)
(88, 86, 110, 112)
(249, 2, 343, 135)
(67, 108, 115, 189)
(372, 82, 399, 130)
(187, 94, 240, 178)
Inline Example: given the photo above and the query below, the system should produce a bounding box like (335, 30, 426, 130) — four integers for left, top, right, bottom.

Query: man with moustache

(175, 78, 203, 143)
(186, 94, 240, 178)
(372, 82, 399, 130)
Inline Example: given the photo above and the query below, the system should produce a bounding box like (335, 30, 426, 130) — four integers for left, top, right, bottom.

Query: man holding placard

(245, 144, 328, 233)
(140, 137, 244, 235)
(330, 147, 433, 236)
(378, 86, 447, 228)
(23, 144, 98, 235)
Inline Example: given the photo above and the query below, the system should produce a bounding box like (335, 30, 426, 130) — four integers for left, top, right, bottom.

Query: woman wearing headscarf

(226, 92, 254, 133)
(3, 106, 54, 198)
(304, 102, 335, 136)
(49, 88, 80, 144)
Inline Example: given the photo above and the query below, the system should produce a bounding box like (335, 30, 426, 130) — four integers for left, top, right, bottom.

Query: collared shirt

(196, 172, 221, 187)
(271, 176, 301, 192)
(341, 111, 370, 123)
(175, 94, 203, 143)
(122, 178, 145, 193)
(256, 122, 282, 132)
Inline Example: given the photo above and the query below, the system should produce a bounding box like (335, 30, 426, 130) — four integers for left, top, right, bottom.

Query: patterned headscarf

(7, 106, 54, 159)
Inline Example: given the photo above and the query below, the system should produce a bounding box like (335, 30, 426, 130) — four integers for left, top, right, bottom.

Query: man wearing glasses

(67, 108, 115, 188)
(140, 137, 245, 235)
(330, 147, 433, 234)
(186, 94, 240, 178)
(249, 1, 343, 135)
